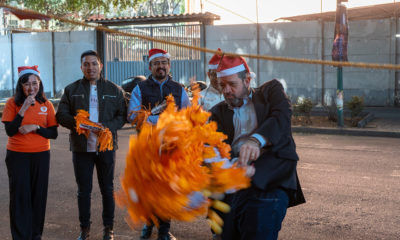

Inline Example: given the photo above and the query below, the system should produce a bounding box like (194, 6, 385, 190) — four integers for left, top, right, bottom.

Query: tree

(136, 0, 184, 16)
(3, 0, 185, 30)
(4, 0, 146, 29)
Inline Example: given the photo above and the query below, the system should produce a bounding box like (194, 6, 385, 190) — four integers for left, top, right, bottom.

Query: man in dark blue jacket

(127, 48, 190, 240)
(210, 55, 305, 240)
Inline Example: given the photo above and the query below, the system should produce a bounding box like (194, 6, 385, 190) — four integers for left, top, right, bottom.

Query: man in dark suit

(210, 55, 305, 240)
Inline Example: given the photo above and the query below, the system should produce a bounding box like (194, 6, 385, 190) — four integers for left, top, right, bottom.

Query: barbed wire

(1, 3, 400, 70)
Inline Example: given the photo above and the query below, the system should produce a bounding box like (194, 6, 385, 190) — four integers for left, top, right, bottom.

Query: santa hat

(148, 48, 170, 62)
(18, 65, 40, 78)
(216, 55, 250, 77)
(208, 48, 223, 70)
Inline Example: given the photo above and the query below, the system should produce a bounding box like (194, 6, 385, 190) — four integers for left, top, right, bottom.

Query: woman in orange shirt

(1, 65, 58, 240)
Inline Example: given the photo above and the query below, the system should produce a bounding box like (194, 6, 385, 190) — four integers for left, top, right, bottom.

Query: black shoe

(212, 233, 221, 240)
(77, 227, 90, 240)
(103, 226, 114, 240)
(140, 224, 153, 239)
(157, 232, 176, 240)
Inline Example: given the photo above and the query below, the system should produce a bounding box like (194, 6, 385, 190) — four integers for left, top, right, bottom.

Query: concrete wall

(0, 31, 95, 98)
(54, 31, 96, 96)
(323, 19, 396, 106)
(206, 19, 398, 106)
(0, 20, 398, 106)
(0, 34, 12, 97)
(12, 32, 53, 97)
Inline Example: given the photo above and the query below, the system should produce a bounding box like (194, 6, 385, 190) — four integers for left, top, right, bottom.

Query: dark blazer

(210, 79, 305, 207)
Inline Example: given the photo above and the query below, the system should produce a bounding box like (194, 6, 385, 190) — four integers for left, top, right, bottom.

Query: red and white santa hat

(18, 65, 40, 78)
(148, 48, 170, 62)
(208, 48, 223, 70)
(216, 55, 250, 77)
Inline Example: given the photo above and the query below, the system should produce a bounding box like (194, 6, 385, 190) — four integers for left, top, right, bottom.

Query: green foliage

(9, 0, 146, 15)
(345, 96, 364, 118)
(136, 0, 184, 16)
(5, 0, 184, 29)
(5, 0, 146, 28)
(293, 97, 313, 117)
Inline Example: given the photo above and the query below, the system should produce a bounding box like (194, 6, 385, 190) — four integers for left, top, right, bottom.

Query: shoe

(103, 226, 114, 240)
(212, 233, 221, 240)
(140, 224, 153, 239)
(77, 227, 90, 240)
(157, 232, 176, 240)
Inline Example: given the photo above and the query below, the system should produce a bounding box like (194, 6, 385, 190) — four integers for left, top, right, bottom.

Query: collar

(151, 75, 169, 86)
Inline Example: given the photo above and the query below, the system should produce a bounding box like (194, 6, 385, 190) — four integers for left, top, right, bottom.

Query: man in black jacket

(56, 50, 126, 240)
(210, 55, 305, 240)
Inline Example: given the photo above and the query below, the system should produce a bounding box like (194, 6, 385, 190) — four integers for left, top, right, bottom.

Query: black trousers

(5, 150, 50, 240)
(72, 151, 115, 228)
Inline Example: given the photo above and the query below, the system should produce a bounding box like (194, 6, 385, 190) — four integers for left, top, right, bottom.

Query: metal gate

(104, 24, 203, 87)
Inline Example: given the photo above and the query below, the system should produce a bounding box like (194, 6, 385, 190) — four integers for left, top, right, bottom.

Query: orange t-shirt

(2, 97, 58, 152)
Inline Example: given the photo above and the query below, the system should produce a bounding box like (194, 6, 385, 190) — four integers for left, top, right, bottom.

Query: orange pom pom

(116, 89, 250, 230)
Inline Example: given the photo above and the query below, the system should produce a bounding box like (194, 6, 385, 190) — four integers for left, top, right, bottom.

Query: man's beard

(224, 87, 250, 108)
(153, 68, 167, 81)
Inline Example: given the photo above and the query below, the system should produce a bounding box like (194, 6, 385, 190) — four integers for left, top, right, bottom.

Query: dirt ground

(1, 126, 400, 239)
(292, 115, 356, 128)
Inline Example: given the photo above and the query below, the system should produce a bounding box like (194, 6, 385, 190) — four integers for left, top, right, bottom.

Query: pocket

(103, 95, 117, 99)
(102, 95, 117, 107)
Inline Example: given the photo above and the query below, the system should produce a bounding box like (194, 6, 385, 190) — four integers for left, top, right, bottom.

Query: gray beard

(225, 87, 250, 108)
(226, 98, 244, 108)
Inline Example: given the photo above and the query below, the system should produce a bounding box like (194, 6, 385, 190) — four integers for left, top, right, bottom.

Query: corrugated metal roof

(85, 12, 220, 26)
(276, 2, 400, 22)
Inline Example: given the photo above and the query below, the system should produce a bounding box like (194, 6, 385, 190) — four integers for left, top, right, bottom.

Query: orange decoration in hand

(74, 109, 113, 151)
(116, 86, 250, 229)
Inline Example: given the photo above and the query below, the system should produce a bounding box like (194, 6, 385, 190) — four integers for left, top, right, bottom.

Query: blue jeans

(221, 188, 289, 240)
(72, 151, 115, 228)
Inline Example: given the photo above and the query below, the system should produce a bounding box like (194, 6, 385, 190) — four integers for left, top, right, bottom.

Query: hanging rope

(2, 3, 400, 70)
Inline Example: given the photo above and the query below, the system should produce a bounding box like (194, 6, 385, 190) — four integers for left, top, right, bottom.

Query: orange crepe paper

(74, 109, 113, 151)
(116, 86, 250, 229)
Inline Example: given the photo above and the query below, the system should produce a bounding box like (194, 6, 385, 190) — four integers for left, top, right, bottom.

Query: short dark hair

(237, 70, 249, 81)
(81, 50, 101, 63)
(14, 73, 47, 106)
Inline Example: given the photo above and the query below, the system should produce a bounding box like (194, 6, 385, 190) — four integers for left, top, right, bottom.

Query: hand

(238, 138, 260, 167)
(245, 164, 256, 177)
(18, 95, 36, 116)
(19, 124, 38, 135)
(91, 123, 104, 135)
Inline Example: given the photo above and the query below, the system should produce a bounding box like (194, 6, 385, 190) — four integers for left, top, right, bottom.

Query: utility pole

(332, 0, 348, 127)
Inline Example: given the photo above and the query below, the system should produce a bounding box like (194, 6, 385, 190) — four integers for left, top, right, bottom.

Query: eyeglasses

(22, 81, 39, 88)
(152, 60, 169, 66)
